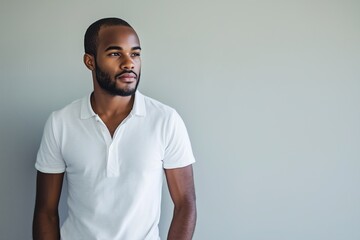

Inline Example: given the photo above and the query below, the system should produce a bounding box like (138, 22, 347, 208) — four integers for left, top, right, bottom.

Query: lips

(116, 72, 137, 82)
(118, 73, 136, 78)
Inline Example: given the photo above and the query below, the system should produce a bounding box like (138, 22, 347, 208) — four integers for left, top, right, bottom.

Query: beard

(95, 62, 140, 97)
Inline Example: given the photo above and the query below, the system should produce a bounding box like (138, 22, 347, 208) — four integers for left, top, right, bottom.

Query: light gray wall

(1, 0, 359, 239)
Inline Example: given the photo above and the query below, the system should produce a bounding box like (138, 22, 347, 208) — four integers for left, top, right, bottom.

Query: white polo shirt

(35, 91, 195, 240)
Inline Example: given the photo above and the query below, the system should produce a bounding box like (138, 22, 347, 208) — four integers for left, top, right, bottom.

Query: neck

(91, 88, 135, 117)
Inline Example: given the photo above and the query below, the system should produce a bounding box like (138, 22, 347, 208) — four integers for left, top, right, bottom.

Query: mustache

(115, 70, 137, 79)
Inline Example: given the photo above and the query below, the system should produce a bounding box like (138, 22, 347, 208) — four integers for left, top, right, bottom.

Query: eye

(109, 52, 121, 57)
(131, 52, 141, 57)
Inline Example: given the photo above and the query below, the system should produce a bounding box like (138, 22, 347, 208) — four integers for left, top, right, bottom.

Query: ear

(83, 53, 95, 71)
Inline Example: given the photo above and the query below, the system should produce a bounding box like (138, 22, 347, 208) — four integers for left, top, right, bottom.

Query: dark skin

(33, 172, 64, 240)
(33, 25, 196, 240)
(166, 166, 197, 240)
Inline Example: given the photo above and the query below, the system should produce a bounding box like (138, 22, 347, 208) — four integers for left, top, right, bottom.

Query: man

(33, 17, 196, 240)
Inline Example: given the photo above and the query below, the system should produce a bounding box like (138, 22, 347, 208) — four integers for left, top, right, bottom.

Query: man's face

(94, 25, 141, 96)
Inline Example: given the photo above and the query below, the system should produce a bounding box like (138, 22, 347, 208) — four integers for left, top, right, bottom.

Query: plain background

(0, 0, 359, 239)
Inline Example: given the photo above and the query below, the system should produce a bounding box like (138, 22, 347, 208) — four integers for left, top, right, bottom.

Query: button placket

(94, 115, 114, 177)
(107, 143, 119, 177)
(106, 115, 132, 177)
(95, 116, 112, 145)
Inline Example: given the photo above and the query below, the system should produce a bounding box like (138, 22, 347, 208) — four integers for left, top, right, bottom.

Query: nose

(120, 55, 135, 70)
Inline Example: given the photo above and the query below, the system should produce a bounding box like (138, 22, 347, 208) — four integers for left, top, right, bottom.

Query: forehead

(97, 25, 140, 50)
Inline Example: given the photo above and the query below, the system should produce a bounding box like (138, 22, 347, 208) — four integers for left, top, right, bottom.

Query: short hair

(84, 17, 133, 56)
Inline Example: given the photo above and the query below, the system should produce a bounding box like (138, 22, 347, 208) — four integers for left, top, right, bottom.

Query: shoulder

(140, 93, 187, 132)
(50, 96, 86, 123)
(142, 93, 177, 118)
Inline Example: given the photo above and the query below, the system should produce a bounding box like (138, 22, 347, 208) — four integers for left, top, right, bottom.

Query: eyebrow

(105, 46, 141, 51)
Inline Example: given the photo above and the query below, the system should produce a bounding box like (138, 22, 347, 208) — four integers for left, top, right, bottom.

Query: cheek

(135, 59, 141, 70)
(100, 61, 118, 74)
(95, 59, 112, 71)
(135, 58, 141, 64)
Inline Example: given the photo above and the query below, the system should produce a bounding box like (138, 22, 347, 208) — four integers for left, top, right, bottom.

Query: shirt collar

(80, 90, 146, 120)
(131, 91, 146, 117)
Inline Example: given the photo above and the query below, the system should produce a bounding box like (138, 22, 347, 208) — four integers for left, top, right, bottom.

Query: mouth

(116, 72, 137, 83)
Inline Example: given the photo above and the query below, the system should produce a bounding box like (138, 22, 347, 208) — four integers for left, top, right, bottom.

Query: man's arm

(33, 171, 64, 240)
(165, 165, 196, 240)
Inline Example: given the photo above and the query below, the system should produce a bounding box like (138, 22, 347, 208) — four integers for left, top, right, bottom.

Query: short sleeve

(163, 110, 195, 169)
(35, 112, 66, 173)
